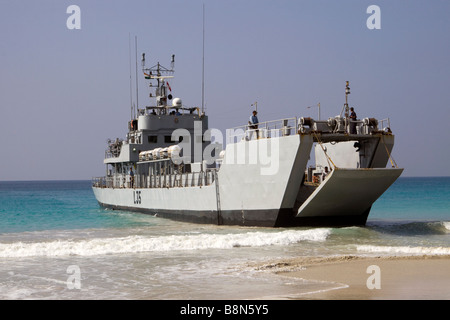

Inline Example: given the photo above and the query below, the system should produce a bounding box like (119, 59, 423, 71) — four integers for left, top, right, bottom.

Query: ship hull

(94, 201, 280, 227)
(93, 167, 403, 228)
(93, 200, 372, 227)
(93, 134, 403, 228)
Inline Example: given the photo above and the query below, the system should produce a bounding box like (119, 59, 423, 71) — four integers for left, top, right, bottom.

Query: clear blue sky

(1, 0, 449, 180)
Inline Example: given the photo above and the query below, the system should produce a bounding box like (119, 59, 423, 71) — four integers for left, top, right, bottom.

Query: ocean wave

(357, 245, 450, 256)
(443, 221, 450, 232)
(0, 228, 331, 258)
(369, 220, 450, 235)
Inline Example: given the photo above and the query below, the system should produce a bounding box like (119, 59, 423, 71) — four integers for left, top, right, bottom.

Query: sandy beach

(254, 255, 450, 300)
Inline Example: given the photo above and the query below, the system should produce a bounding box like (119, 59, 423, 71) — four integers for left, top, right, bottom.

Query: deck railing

(227, 117, 298, 143)
(92, 168, 218, 189)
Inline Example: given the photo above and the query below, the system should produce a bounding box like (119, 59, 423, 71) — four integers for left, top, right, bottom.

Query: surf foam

(0, 228, 331, 258)
(357, 245, 450, 256)
(443, 221, 450, 232)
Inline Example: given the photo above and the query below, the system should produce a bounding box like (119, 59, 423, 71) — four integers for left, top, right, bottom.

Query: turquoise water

(371, 177, 450, 221)
(0, 177, 448, 299)
(0, 180, 157, 233)
(1, 177, 448, 233)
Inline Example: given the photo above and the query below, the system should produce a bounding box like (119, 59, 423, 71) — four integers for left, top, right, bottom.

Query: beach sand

(254, 255, 450, 300)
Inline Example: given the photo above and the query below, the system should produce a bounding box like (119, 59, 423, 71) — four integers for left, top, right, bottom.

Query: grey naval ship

(92, 54, 403, 227)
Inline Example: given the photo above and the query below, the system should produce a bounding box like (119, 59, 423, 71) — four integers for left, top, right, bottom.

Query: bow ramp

(296, 168, 404, 218)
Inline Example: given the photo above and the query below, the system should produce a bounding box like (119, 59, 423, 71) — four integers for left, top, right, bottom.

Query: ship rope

(313, 131, 338, 170)
(381, 135, 398, 168)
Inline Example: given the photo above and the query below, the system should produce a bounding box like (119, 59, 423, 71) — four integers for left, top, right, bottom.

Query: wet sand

(254, 255, 450, 299)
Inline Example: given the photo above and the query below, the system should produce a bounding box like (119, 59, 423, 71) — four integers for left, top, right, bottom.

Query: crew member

(248, 110, 259, 139)
(129, 167, 135, 188)
(349, 107, 357, 134)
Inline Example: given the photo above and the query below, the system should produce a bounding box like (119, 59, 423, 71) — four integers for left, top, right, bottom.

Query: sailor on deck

(349, 107, 357, 134)
(129, 168, 135, 188)
(248, 110, 259, 139)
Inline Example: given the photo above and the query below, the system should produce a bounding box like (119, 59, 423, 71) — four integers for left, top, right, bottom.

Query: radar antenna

(141, 53, 175, 107)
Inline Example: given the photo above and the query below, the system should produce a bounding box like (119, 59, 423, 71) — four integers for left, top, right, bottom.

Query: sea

(0, 177, 449, 300)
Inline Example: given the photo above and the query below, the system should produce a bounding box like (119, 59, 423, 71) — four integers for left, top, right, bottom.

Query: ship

(92, 53, 403, 227)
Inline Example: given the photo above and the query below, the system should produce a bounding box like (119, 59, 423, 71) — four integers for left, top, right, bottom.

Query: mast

(135, 36, 139, 118)
(344, 81, 350, 118)
(141, 53, 175, 109)
(129, 34, 133, 121)
(202, 3, 205, 114)
(340, 81, 351, 119)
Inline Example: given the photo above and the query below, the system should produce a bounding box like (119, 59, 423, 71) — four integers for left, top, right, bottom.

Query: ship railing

(227, 117, 298, 142)
(92, 177, 104, 187)
(298, 116, 392, 135)
(104, 138, 124, 159)
(139, 105, 202, 116)
(92, 175, 131, 189)
(105, 150, 115, 159)
(92, 176, 112, 188)
(94, 168, 218, 189)
(378, 118, 391, 131)
(133, 168, 218, 189)
(351, 117, 391, 135)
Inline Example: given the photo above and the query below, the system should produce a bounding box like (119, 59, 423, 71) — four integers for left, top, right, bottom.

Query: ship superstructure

(93, 56, 403, 227)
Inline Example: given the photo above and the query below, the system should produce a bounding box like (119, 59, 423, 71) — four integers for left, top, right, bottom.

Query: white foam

(0, 228, 331, 258)
(357, 245, 450, 256)
(442, 221, 450, 231)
